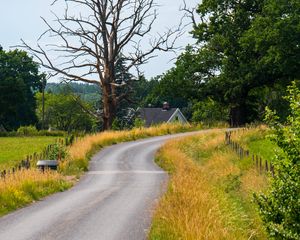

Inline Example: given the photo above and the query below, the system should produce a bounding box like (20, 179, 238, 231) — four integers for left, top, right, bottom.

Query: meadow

(149, 128, 276, 240)
(0, 136, 58, 170)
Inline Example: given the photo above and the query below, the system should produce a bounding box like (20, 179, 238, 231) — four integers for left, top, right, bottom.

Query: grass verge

(0, 169, 71, 217)
(60, 123, 203, 176)
(149, 129, 272, 239)
(0, 123, 203, 216)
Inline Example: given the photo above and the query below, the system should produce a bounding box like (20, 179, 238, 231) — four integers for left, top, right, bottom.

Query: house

(138, 102, 188, 127)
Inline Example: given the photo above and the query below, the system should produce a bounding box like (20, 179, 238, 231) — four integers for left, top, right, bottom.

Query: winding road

(0, 131, 202, 240)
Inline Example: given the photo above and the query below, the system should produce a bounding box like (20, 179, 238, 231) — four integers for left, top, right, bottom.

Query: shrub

(38, 130, 65, 137)
(17, 126, 38, 136)
(133, 118, 145, 128)
(46, 142, 67, 160)
(255, 81, 300, 239)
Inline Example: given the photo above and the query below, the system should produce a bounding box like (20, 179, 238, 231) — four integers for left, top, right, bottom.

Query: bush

(255, 81, 300, 239)
(46, 142, 67, 160)
(134, 118, 145, 128)
(38, 130, 65, 137)
(17, 126, 38, 136)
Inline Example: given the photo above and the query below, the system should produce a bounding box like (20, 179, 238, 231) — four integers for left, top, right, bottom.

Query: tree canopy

(147, 0, 299, 125)
(0, 49, 44, 130)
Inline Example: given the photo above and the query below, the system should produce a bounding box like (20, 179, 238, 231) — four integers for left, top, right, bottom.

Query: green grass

(0, 136, 58, 170)
(233, 128, 281, 162)
(247, 139, 280, 161)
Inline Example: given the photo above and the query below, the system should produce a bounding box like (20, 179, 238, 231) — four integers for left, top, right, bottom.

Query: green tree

(192, 0, 264, 126)
(192, 98, 229, 123)
(256, 81, 300, 239)
(191, 0, 300, 125)
(0, 49, 44, 130)
(36, 92, 96, 132)
(241, 0, 300, 84)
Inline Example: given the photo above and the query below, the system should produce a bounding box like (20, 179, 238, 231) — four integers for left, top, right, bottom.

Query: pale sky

(0, 0, 200, 80)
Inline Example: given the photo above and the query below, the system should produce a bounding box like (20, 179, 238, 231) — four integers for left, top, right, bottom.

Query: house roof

(139, 108, 178, 127)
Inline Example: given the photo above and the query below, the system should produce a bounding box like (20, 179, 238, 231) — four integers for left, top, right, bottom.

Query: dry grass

(0, 169, 71, 216)
(0, 123, 197, 217)
(60, 123, 197, 175)
(150, 130, 268, 240)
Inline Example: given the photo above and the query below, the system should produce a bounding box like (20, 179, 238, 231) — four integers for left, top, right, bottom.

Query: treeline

(1, 0, 299, 132)
(149, 0, 300, 126)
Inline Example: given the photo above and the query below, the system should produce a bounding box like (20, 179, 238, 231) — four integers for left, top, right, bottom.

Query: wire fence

(0, 135, 76, 180)
(225, 130, 275, 176)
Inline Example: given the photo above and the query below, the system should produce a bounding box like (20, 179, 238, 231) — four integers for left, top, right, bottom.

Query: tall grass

(60, 123, 198, 175)
(0, 123, 198, 217)
(0, 170, 71, 216)
(150, 129, 268, 239)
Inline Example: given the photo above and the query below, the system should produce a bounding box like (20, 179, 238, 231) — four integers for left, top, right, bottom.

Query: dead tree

(22, 0, 181, 130)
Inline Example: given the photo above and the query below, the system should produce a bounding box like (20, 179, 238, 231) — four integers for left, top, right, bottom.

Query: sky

(0, 0, 200, 80)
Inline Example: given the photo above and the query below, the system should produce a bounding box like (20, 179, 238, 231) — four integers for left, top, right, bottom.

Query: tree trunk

(102, 85, 117, 130)
(102, 65, 117, 130)
(230, 105, 246, 127)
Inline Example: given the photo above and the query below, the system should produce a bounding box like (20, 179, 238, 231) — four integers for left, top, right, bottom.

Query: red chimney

(162, 102, 170, 111)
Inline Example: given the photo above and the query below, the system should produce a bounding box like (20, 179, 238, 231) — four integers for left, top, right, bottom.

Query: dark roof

(139, 108, 177, 127)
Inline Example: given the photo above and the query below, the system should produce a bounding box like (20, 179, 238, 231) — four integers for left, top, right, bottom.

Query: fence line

(0, 135, 76, 180)
(225, 130, 274, 176)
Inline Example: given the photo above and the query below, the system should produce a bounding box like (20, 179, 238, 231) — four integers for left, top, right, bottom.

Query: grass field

(149, 128, 276, 239)
(232, 126, 282, 161)
(0, 136, 58, 170)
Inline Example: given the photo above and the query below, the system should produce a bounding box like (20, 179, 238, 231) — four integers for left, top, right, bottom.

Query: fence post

(265, 160, 269, 172)
(270, 163, 275, 177)
(256, 156, 259, 171)
(260, 157, 262, 174)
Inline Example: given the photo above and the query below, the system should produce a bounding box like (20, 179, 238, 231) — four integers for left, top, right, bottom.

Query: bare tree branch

(21, 0, 182, 129)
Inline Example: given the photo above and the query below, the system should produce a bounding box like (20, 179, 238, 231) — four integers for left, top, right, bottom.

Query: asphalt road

(0, 131, 201, 240)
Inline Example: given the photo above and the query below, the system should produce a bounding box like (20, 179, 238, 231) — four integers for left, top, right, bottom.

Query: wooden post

(260, 157, 262, 174)
(270, 163, 275, 177)
(265, 160, 269, 172)
(256, 156, 259, 170)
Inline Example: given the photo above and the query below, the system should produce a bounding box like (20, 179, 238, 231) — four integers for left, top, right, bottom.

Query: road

(0, 131, 201, 240)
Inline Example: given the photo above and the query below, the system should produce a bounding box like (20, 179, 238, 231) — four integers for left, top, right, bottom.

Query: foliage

(150, 0, 298, 126)
(255, 81, 300, 239)
(46, 142, 67, 161)
(46, 82, 101, 108)
(36, 92, 96, 132)
(0, 48, 45, 130)
(133, 118, 145, 128)
(17, 125, 38, 136)
(192, 98, 229, 123)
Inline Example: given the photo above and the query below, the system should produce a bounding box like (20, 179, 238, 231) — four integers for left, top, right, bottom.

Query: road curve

(0, 131, 203, 240)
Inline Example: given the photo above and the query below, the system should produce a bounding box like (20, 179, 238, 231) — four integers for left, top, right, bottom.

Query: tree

(241, 0, 300, 86)
(0, 49, 44, 130)
(191, 0, 265, 126)
(36, 92, 96, 132)
(256, 81, 300, 239)
(177, 0, 299, 126)
(23, 0, 180, 130)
